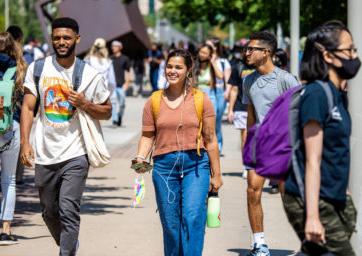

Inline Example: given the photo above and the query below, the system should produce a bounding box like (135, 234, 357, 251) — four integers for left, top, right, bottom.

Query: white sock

(253, 232, 265, 246)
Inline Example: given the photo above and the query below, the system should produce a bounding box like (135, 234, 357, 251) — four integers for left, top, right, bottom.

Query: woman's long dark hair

(300, 20, 350, 83)
(194, 44, 216, 88)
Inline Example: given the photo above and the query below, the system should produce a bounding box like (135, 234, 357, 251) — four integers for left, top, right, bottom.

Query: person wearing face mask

(283, 20, 360, 256)
(227, 43, 254, 179)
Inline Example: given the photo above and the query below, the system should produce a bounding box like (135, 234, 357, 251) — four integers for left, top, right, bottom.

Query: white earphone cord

(154, 86, 187, 204)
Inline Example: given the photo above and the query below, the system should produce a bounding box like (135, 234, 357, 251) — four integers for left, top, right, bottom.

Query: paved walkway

(1, 97, 299, 256)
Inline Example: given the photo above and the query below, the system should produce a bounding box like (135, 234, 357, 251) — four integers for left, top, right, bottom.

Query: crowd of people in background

(0, 16, 360, 256)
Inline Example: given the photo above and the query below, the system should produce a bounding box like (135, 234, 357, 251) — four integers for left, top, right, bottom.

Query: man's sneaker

(269, 185, 279, 194)
(247, 243, 270, 256)
(242, 170, 248, 179)
(0, 233, 19, 245)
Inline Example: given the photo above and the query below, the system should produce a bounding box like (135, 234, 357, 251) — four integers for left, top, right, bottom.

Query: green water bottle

(207, 192, 221, 228)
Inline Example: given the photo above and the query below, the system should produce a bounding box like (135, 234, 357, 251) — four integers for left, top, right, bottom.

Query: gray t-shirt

(242, 67, 298, 124)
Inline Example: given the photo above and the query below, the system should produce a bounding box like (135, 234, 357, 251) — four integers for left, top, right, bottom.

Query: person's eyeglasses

(245, 46, 269, 53)
(330, 47, 358, 56)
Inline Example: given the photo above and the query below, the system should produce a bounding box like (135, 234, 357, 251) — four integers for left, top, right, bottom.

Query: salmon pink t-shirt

(142, 91, 215, 157)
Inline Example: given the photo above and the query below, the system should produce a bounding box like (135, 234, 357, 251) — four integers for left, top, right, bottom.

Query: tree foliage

(0, 0, 43, 41)
(160, 0, 347, 36)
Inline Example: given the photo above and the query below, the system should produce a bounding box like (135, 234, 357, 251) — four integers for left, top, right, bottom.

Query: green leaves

(160, 0, 347, 36)
(0, 0, 43, 41)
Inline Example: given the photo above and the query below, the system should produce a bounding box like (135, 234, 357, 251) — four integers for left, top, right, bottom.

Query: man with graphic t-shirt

(20, 17, 111, 256)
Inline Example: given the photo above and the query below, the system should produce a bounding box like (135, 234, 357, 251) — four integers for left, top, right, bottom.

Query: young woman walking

(284, 21, 360, 256)
(0, 32, 27, 245)
(194, 44, 226, 154)
(133, 48, 222, 256)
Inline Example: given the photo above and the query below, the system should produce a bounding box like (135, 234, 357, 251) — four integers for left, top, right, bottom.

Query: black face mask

(332, 54, 361, 80)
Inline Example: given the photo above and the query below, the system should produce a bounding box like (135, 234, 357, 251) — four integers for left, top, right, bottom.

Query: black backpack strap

(33, 58, 45, 117)
(72, 57, 85, 92)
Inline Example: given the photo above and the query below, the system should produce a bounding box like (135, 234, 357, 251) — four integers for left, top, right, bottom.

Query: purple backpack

(243, 81, 334, 184)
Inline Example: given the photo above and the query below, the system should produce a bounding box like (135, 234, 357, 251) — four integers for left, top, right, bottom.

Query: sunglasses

(330, 47, 358, 56)
(245, 46, 270, 53)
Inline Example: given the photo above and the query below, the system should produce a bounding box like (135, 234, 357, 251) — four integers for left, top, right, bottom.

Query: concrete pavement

(1, 96, 299, 256)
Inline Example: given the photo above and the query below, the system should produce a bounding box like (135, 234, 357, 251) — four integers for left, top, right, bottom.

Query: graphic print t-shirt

(24, 56, 106, 165)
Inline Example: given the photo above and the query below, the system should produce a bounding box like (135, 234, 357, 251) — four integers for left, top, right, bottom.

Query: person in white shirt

(20, 17, 111, 256)
(85, 38, 116, 93)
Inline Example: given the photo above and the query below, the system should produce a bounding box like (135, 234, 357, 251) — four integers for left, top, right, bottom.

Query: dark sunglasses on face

(245, 46, 270, 53)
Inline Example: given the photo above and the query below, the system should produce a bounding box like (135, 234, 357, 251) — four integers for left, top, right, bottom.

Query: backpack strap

(276, 69, 292, 95)
(72, 57, 86, 91)
(193, 88, 204, 156)
(151, 90, 163, 122)
(292, 82, 334, 202)
(33, 58, 45, 117)
(243, 71, 257, 105)
(316, 80, 334, 120)
(2, 67, 17, 81)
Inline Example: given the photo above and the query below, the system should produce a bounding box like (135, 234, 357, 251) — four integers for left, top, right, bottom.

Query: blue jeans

(1, 121, 20, 221)
(150, 69, 159, 92)
(202, 87, 226, 153)
(153, 150, 210, 256)
(111, 87, 126, 124)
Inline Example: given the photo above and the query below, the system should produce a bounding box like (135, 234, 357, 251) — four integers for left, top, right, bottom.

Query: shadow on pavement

(228, 248, 295, 256)
(13, 174, 41, 228)
(84, 185, 121, 193)
(80, 202, 130, 215)
(222, 172, 244, 178)
(87, 176, 116, 181)
(13, 234, 50, 240)
(13, 170, 134, 226)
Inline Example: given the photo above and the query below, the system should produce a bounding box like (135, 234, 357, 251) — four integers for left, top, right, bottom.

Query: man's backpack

(33, 57, 86, 116)
(151, 87, 204, 156)
(0, 66, 17, 134)
(243, 81, 334, 199)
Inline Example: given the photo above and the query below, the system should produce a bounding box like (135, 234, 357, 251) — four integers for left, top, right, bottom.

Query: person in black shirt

(111, 40, 130, 126)
(227, 45, 253, 177)
(283, 21, 360, 255)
